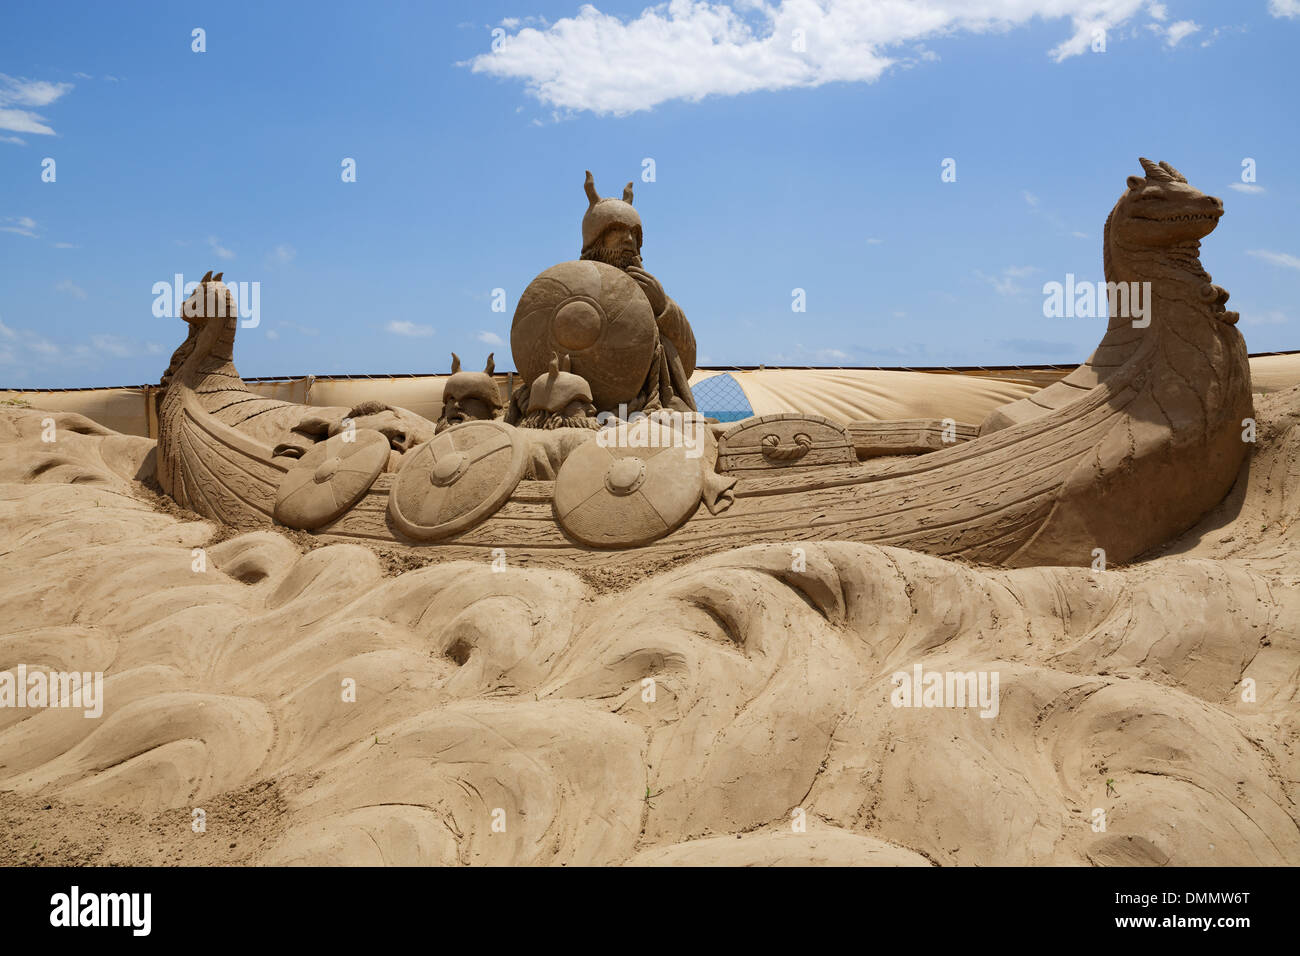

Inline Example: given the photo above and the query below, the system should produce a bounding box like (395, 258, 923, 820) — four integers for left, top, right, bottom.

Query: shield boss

(388, 419, 527, 541)
(554, 417, 703, 547)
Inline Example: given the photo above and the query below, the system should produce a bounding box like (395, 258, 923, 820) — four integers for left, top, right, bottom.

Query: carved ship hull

(157, 300, 1252, 572)
(157, 161, 1253, 570)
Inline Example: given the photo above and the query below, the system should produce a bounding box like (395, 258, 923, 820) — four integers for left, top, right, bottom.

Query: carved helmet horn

(581, 170, 644, 255)
(201, 270, 214, 283)
(1158, 160, 1187, 183)
(450, 352, 461, 374)
(484, 352, 495, 375)
(1139, 157, 1178, 183)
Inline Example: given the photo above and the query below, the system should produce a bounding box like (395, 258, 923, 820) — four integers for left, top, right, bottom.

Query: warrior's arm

(656, 298, 696, 378)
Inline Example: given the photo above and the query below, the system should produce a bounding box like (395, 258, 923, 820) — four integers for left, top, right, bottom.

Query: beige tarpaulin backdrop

(690, 368, 1042, 424)
(5, 354, 1298, 439)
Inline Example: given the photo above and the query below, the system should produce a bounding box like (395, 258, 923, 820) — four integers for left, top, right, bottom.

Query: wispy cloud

(91, 334, 132, 358)
(467, 1, 1173, 116)
(977, 265, 1038, 296)
(207, 236, 235, 260)
(1150, 19, 1199, 47)
(266, 243, 296, 267)
(55, 279, 87, 299)
(1247, 249, 1300, 271)
(1, 215, 38, 237)
(1269, 0, 1300, 19)
(386, 320, 434, 337)
(1229, 183, 1266, 195)
(476, 330, 504, 345)
(0, 318, 156, 369)
(0, 74, 73, 140)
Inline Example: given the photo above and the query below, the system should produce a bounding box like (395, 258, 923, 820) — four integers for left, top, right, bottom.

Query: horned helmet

(581, 170, 642, 260)
(436, 352, 504, 433)
(522, 352, 598, 429)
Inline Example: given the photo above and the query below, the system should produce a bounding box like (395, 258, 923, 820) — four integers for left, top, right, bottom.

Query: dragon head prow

(179, 269, 237, 325)
(1113, 158, 1224, 247)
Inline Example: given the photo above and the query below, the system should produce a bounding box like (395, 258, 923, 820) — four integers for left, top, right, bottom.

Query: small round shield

(554, 417, 704, 547)
(388, 419, 527, 541)
(274, 428, 390, 531)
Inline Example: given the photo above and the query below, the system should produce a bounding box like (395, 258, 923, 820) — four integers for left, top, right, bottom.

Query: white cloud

(1022, 191, 1039, 207)
(52, 241, 77, 248)
(73, 72, 93, 80)
(1269, 0, 1300, 19)
(978, 265, 1037, 296)
(386, 320, 434, 337)
(0, 74, 73, 139)
(1162, 19, 1200, 47)
(1229, 183, 1266, 195)
(1148, 2, 1167, 21)
(207, 236, 235, 260)
(866, 237, 884, 245)
(1247, 249, 1300, 271)
(266, 243, 296, 267)
(0, 75, 73, 108)
(476, 330, 504, 345)
(91, 334, 132, 358)
(467, 1, 1165, 115)
(0, 319, 160, 368)
(1, 216, 37, 237)
(55, 279, 87, 299)
(1071, 231, 1089, 239)
(0, 134, 25, 145)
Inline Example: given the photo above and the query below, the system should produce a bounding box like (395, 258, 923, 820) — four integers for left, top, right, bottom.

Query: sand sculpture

(508, 172, 698, 417)
(436, 353, 504, 433)
(151, 160, 1251, 565)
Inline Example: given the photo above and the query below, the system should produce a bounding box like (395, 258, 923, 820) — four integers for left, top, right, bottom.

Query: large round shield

(554, 417, 704, 548)
(388, 420, 527, 541)
(274, 428, 390, 531)
(511, 260, 658, 411)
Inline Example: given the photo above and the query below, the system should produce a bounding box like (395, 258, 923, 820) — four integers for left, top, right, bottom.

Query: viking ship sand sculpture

(155, 159, 1251, 569)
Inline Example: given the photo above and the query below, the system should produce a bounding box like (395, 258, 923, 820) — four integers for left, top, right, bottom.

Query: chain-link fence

(691, 373, 754, 422)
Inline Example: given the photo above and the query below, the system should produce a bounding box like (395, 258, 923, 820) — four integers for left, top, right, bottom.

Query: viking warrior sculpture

(509, 171, 699, 420)
(520, 353, 600, 429)
(436, 353, 505, 433)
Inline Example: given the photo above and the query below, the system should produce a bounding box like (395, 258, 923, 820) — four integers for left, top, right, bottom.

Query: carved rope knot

(761, 432, 812, 461)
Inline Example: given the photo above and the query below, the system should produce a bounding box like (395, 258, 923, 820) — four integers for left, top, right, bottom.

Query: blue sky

(2, 0, 1298, 388)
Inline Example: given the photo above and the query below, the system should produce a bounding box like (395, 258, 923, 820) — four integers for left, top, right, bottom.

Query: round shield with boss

(511, 260, 657, 411)
(388, 419, 527, 541)
(274, 428, 390, 531)
(554, 416, 704, 548)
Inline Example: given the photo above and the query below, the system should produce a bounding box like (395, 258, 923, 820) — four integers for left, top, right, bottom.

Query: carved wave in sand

(1, 392, 1298, 865)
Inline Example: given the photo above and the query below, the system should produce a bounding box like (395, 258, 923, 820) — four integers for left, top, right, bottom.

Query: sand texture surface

(2, 390, 1298, 866)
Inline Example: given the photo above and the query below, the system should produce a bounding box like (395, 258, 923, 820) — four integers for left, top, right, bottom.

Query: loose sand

(1, 389, 1297, 866)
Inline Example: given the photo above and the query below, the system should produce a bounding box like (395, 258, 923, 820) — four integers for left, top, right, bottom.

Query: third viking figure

(578, 170, 698, 412)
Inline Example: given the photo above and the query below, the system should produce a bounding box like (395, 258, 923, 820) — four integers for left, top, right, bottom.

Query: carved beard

(584, 241, 639, 270)
(519, 410, 602, 430)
